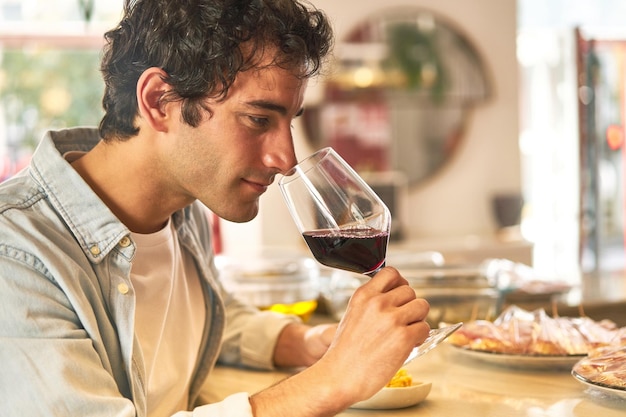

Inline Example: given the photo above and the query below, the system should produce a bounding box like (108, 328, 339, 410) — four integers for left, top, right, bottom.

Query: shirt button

(89, 245, 101, 256)
(117, 283, 129, 295)
(119, 236, 131, 247)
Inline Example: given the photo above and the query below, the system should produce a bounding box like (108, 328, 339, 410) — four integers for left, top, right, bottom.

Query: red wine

(302, 227, 388, 274)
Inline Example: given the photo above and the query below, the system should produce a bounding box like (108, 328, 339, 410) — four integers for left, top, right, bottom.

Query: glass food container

(217, 251, 321, 322)
(402, 266, 501, 326)
(322, 264, 501, 326)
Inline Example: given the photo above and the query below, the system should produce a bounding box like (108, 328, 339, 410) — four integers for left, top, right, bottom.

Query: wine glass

(279, 147, 391, 277)
(279, 147, 461, 361)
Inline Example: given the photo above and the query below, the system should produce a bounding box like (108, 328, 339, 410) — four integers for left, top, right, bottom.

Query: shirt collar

(30, 128, 132, 263)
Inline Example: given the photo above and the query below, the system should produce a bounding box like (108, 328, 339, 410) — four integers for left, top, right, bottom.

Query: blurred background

(1, 0, 625, 310)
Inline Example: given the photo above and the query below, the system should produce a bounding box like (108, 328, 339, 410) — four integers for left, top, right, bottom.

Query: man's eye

(248, 115, 269, 127)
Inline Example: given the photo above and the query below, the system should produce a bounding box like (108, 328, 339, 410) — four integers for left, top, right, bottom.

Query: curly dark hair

(98, 0, 333, 140)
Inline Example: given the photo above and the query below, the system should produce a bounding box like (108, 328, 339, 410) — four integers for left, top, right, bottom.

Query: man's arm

(272, 322, 337, 368)
(0, 253, 137, 416)
(250, 267, 430, 416)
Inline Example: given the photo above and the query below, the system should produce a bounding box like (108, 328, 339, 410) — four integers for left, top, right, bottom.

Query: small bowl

(350, 382, 432, 410)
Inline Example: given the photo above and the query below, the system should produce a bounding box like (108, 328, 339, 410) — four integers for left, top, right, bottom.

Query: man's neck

(70, 139, 186, 233)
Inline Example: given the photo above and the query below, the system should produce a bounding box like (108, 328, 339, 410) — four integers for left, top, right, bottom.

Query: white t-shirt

(131, 218, 205, 417)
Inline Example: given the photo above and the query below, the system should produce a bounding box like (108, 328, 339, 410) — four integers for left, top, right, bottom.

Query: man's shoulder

(0, 169, 73, 247)
(0, 171, 45, 215)
(0, 174, 91, 277)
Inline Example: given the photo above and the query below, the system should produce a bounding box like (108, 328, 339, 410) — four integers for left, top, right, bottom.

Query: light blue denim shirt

(0, 128, 298, 416)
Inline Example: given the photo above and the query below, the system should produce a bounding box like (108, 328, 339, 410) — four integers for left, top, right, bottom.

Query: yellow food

(386, 368, 413, 388)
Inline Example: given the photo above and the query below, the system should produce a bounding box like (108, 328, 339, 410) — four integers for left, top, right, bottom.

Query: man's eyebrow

(246, 100, 304, 117)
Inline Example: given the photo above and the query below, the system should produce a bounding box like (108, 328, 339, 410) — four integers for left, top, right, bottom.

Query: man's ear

(136, 67, 173, 132)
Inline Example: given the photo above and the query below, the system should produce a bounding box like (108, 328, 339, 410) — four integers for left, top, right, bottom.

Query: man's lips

(242, 178, 272, 193)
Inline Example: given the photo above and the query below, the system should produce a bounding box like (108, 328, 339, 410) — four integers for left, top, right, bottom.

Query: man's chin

(217, 205, 259, 224)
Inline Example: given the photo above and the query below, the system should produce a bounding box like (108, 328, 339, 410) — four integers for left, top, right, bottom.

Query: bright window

(0, 0, 122, 180)
(518, 0, 626, 276)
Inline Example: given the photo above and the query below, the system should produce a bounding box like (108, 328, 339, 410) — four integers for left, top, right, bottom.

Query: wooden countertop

(202, 344, 626, 416)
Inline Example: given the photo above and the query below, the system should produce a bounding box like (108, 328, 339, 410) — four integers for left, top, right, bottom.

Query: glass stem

(365, 262, 385, 277)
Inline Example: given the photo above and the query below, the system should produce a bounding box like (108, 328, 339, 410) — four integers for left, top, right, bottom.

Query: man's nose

(264, 130, 298, 174)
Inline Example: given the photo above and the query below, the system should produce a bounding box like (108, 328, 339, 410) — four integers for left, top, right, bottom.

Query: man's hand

(252, 267, 431, 416)
(319, 267, 431, 399)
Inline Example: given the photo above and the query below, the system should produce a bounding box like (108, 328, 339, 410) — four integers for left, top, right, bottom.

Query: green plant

(384, 23, 448, 101)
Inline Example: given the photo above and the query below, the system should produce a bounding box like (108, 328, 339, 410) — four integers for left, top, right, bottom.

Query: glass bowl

(217, 251, 321, 321)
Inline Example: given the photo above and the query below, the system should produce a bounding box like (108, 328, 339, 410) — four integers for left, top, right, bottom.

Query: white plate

(572, 371, 626, 400)
(451, 345, 585, 371)
(350, 382, 432, 410)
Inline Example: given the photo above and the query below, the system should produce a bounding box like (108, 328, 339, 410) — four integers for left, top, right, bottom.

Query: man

(0, 0, 430, 416)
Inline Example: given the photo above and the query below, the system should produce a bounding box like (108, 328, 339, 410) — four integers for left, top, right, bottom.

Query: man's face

(163, 61, 306, 223)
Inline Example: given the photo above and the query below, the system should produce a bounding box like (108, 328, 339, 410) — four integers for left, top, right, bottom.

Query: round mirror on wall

(303, 7, 492, 186)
